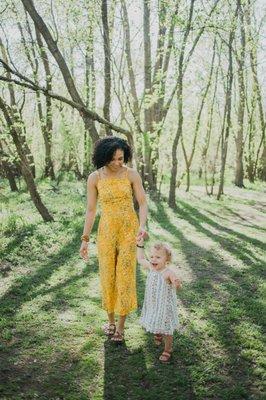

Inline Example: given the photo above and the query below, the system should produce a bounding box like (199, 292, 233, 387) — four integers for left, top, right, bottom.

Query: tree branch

(0, 66, 131, 136)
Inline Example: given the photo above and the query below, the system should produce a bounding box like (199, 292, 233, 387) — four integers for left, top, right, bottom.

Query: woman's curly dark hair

(92, 136, 132, 169)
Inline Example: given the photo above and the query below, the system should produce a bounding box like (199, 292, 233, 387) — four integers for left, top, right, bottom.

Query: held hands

(136, 236, 144, 247)
(136, 227, 149, 241)
(173, 278, 182, 290)
(79, 241, 89, 261)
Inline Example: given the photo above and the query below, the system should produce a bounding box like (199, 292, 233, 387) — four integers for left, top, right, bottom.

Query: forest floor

(0, 178, 265, 400)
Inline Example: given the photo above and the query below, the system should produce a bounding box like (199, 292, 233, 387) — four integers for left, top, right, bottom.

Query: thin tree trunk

(210, 135, 222, 195)
(169, 0, 195, 208)
(183, 37, 216, 192)
(0, 142, 19, 191)
(234, 0, 246, 187)
(0, 97, 53, 221)
(101, 0, 112, 136)
(0, 38, 36, 178)
(217, 5, 238, 200)
(121, 0, 140, 130)
(143, 0, 154, 189)
(21, 0, 99, 143)
(17, 13, 54, 179)
(35, 26, 55, 179)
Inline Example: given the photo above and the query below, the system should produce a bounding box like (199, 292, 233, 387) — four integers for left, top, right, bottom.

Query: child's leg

(164, 334, 173, 351)
(154, 333, 163, 346)
(159, 334, 173, 363)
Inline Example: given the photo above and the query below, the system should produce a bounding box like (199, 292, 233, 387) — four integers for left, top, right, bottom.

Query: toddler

(137, 237, 182, 363)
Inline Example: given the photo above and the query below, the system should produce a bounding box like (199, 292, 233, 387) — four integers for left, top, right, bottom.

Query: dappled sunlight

(1, 180, 265, 399)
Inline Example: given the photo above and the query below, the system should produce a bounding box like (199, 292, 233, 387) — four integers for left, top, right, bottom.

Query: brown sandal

(102, 323, 116, 336)
(110, 330, 124, 344)
(154, 334, 163, 346)
(159, 350, 172, 363)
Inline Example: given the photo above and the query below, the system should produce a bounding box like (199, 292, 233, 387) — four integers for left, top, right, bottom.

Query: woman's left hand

(136, 227, 149, 241)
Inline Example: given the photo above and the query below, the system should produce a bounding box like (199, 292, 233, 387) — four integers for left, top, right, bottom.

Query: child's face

(149, 248, 168, 270)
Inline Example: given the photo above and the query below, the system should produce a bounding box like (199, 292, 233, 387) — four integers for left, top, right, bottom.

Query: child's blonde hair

(151, 242, 173, 263)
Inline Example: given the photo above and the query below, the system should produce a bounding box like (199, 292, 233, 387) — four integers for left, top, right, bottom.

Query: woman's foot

(159, 349, 172, 363)
(154, 334, 163, 346)
(102, 323, 116, 336)
(110, 330, 124, 344)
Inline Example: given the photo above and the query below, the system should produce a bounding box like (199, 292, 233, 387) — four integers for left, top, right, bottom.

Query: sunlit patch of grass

(0, 178, 265, 399)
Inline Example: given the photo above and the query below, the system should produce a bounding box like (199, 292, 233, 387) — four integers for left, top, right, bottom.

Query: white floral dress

(140, 267, 179, 335)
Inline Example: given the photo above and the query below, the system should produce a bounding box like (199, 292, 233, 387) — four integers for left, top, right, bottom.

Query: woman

(79, 136, 148, 343)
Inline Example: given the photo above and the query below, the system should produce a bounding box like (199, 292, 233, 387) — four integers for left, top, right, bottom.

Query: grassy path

(0, 180, 265, 399)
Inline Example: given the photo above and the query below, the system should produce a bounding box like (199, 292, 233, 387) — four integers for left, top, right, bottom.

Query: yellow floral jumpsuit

(96, 167, 139, 315)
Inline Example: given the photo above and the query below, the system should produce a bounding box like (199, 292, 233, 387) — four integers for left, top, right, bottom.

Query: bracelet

(81, 234, 89, 242)
(137, 244, 144, 248)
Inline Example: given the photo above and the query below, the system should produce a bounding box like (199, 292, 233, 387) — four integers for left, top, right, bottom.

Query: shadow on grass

(147, 200, 264, 399)
(0, 220, 101, 399)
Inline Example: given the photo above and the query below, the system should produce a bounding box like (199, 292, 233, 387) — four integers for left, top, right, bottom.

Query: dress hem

(140, 322, 179, 336)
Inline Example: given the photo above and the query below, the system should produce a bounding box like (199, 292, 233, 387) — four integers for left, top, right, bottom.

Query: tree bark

(0, 142, 19, 191)
(169, 0, 195, 208)
(234, 0, 246, 187)
(0, 96, 53, 221)
(245, 0, 265, 181)
(21, 0, 99, 143)
(182, 37, 216, 192)
(217, 5, 238, 200)
(101, 0, 112, 136)
(35, 25, 55, 179)
(143, 0, 154, 189)
(0, 38, 36, 178)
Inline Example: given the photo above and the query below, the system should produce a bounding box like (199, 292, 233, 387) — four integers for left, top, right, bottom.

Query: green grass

(0, 177, 265, 399)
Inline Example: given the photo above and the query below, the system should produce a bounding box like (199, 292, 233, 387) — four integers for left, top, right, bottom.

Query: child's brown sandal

(154, 334, 163, 346)
(110, 330, 124, 344)
(102, 323, 116, 336)
(159, 350, 172, 363)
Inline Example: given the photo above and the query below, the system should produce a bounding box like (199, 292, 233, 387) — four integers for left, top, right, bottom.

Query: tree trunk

(101, 0, 112, 136)
(0, 142, 19, 191)
(217, 5, 238, 200)
(143, 0, 154, 189)
(168, 0, 195, 207)
(0, 97, 53, 221)
(21, 0, 99, 143)
(35, 26, 55, 179)
(234, 0, 246, 188)
(0, 38, 36, 178)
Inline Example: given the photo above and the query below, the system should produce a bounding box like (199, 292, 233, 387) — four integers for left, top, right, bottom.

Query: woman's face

(107, 149, 124, 171)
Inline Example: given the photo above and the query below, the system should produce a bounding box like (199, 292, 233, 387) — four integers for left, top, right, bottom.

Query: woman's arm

(82, 172, 98, 237)
(131, 170, 148, 237)
(80, 172, 98, 260)
(136, 237, 150, 269)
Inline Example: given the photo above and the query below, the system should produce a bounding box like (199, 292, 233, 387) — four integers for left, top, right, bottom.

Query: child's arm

(136, 237, 150, 270)
(167, 269, 182, 290)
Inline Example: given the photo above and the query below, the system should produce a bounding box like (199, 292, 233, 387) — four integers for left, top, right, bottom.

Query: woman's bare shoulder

(127, 167, 140, 181)
(87, 170, 99, 185)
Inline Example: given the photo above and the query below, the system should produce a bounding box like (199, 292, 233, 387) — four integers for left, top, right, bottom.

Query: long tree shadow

(147, 201, 265, 398)
(0, 219, 100, 399)
(176, 198, 265, 254)
(103, 251, 200, 399)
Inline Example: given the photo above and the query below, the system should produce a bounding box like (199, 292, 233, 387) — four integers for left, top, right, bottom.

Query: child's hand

(173, 278, 182, 290)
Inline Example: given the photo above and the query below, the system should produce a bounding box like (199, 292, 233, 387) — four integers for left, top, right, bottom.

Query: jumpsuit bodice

(97, 176, 136, 216)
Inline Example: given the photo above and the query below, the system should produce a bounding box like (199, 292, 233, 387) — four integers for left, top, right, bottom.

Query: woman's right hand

(79, 241, 89, 261)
